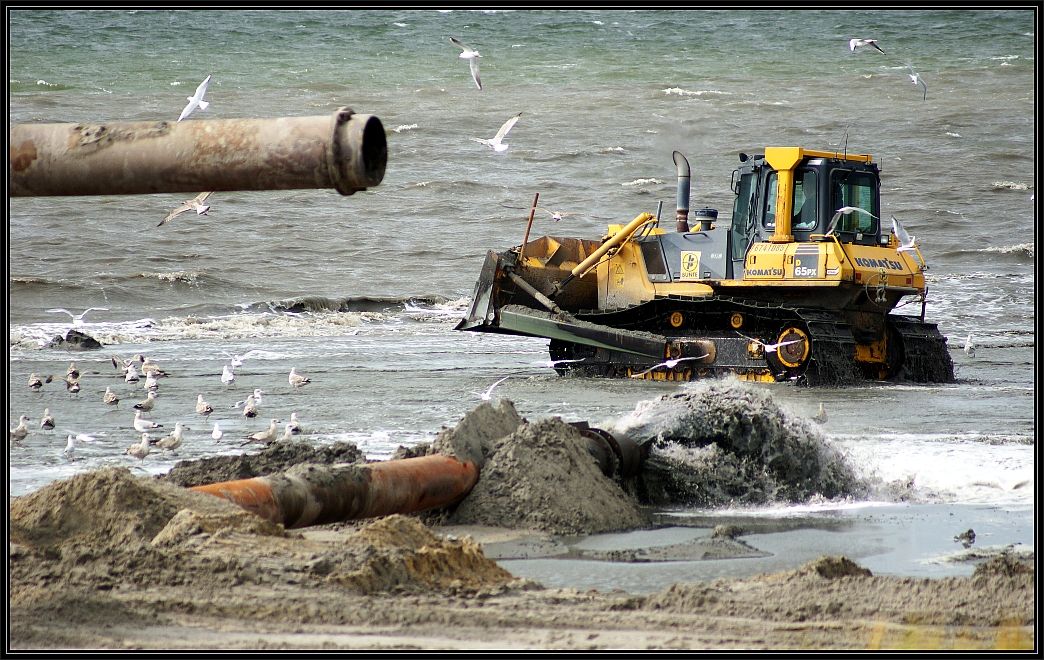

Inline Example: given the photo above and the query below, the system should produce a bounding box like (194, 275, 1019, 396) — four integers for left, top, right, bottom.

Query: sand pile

(613, 379, 863, 506)
(161, 439, 365, 487)
(331, 515, 521, 594)
(448, 414, 649, 534)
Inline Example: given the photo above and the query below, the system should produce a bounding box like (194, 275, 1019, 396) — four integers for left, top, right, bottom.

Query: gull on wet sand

(849, 38, 884, 54)
(53, 373, 81, 394)
(178, 74, 211, 121)
(812, 403, 827, 424)
(196, 394, 214, 418)
(211, 422, 223, 443)
(904, 63, 928, 102)
(127, 433, 152, 463)
(28, 373, 45, 391)
(104, 386, 120, 408)
(242, 395, 259, 419)
(133, 410, 163, 433)
(46, 307, 108, 328)
(450, 37, 482, 89)
(242, 418, 280, 446)
(41, 408, 56, 430)
(66, 362, 80, 380)
(221, 364, 235, 386)
(64, 433, 95, 457)
(470, 112, 521, 153)
(251, 389, 265, 406)
(134, 391, 158, 414)
(143, 371, 159, 392)
(139, 357, 168, 377)
(289, 367, 311, 390)
(125, 363, 140, 384)
(156, 422, 189, 452)
(159, 191, 213, 227)
(287, 412, 301, 435)
(281, 423, 295, 442)
(964, 334, 976, 358)
(11, 416, 30, 445)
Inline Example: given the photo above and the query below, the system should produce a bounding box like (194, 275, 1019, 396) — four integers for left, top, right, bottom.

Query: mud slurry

(613, 378, 863, 506)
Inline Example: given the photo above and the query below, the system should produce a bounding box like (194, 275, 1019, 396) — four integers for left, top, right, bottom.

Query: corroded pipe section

(189, 454, 477, 529)
(9, 107, 386, 197)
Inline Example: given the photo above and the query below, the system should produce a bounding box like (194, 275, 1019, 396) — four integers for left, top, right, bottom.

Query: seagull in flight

(471, 112, 521, 153)
(904, 63, 928, 102)
(178, 74, 211, 121)
(499, 204, 611, 222)
(450, 37, 482, 89)
(159, 191, 213, 226)
(629, 355, 709, 378)
(473, 376, 510, 401)
(46, 307, 108, 327)
(736, 332, 805, 354)
(891, 215, 917, 252)
(849, 38, 884, 54)
(825, 206, 877, 236)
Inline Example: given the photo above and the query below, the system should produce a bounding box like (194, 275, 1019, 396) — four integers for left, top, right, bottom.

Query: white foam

(622, 178, 664, 187)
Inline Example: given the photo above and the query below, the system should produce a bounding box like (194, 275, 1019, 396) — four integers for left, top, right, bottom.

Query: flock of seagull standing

(11, 352, 314, 464)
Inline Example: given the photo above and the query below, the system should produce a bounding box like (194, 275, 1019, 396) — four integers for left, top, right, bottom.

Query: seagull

(66, 362, 80, 380)
(222, 352, 245, 369)
(28, 373, 45, 391)
(629, 355, 710, 378)
(138, 356, 168, 377)
(134, 391, 158, 414)
(104, 386, 120, 409)
(825, 206, 878, 236)
(500, 204, 611, 222)
(287, 412, 302, 435)
(10, 416, 30, 445)
(159, 191, 213, 227)
(143, 371, 159, 392)
(473, 375, 510, 401)
(470, 112, 521, 153)
(735, 332, 805, 354)
(281, 423, 295, 442)
(196, 394, 214, 418)
(250, 388, 264, 406)
(177, 74, 211, 121)
(46, 307, 108, 328)
(211, 422, 224, 443)
(63, 433, 96, 457)
(812, 403, 827, 424)
(241, 418, 280, 446)
(891, 215, 917, 253)
(112, 354, 143, 374)
(133, 409, 163, 433)
(156, 422, 189, 452)
(849, 38, 884, 54)
(221, 364, 235, 386)
(954, 528, 976, 548)
(40, 408, 56, 430)
(53, 373, 81, 394)
(126, 433, 152, 463)
(450, 37, 482, 89)
(289, 367, 311, 390)
(124, 363, 140, 383)
(904, 63, 928, 102)
(242, 395, 259, 419)
(964, 334, 976, 358)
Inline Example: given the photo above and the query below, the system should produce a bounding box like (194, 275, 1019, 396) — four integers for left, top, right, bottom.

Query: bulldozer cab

(728, 149, 882, 278)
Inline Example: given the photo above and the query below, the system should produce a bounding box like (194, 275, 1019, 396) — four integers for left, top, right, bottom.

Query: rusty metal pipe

(190, 454, 477, 529)
(9, 107, 386, 197)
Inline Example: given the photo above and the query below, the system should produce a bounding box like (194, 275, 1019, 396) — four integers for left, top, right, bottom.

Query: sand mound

(795, 556, 873, 579)
(161, 439, 365, 487)
(613, 379, 863, 506)
(10, 467, 248, 552)
(334, 515, 520, 594)
(448, 416, 648, 534)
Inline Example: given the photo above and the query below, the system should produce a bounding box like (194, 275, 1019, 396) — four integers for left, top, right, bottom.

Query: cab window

(831, 170, 878, 234)
(731, 172, 755, 260)
(792, 169, 818, 231)
(762, 171, 777, 229)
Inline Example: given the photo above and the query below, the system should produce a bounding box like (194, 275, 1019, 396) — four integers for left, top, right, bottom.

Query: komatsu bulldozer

(457, 147, 955, 385)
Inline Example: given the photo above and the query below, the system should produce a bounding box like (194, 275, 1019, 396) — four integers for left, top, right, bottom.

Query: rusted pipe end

(327, 107, 387, 196)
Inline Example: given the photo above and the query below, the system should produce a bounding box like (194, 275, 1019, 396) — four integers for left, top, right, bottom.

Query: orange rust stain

(10, 140, 38, 172)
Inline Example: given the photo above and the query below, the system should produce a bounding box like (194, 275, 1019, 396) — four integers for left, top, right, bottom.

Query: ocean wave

(597, 147, 626, 153)
(663, 88, 731, 97)
(137, 271, 205, 283)
(622, 178, 664, 186)
(991, 181, 1033, 190)
(264, 294, 455, 314)
(982, 243, 1034, 258)
(392, 123, 418, 133)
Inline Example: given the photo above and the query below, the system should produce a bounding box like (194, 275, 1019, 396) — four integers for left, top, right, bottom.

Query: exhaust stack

(673, 150, 691, 233)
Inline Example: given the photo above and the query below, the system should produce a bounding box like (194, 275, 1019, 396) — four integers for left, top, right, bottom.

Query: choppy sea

(8, 10, 1036, 582)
